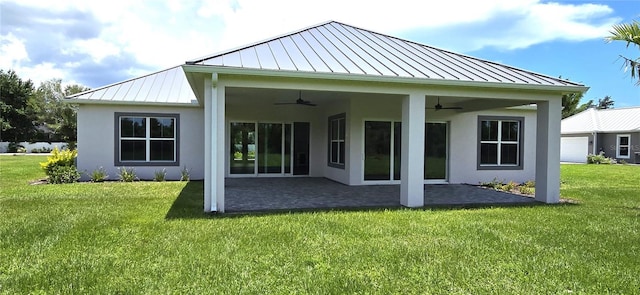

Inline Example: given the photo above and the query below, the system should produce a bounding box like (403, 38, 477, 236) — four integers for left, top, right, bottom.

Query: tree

(0, 69, 37, 142)
(562, 92, 588, 118)
(606, 19, 640, 84)
(31, 79, 88, 144)
(597, 95, 614, 109)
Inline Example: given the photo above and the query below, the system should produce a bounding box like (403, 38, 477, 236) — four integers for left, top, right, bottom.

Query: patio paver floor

(225, 177, 538, 212)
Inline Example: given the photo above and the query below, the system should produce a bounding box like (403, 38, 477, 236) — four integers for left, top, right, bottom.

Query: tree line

(0, 69, 89, 147)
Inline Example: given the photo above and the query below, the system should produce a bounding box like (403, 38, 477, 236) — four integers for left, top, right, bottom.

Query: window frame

(477, 116, 524, 170)
(616, 134, 631, 159)
(328, 113, 346, 169)
(114, 112, 180, 166)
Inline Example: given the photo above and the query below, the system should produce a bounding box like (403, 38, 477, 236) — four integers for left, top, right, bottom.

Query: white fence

(0, 142, 68, 153)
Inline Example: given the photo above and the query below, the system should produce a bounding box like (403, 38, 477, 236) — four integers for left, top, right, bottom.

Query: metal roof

(562, 107, 640, 134)
(188, 21, 583, 87)
(69, 21, 585, 105)
(67, 66, 198, 105)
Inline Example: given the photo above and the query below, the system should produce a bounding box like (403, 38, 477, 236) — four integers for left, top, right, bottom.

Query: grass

(1, 155, 639, 293)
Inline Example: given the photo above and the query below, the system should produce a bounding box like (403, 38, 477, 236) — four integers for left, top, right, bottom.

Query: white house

(561, 107, 640, 163)
(68, 21, 588, 212)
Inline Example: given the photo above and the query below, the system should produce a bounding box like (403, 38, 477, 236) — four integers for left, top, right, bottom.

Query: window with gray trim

(328, 113, 346, 168)
(478, 116, 523, 170)
(115, 113, 180, 166)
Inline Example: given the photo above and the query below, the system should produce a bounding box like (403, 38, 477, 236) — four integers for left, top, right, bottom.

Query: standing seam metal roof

(188, 21, 584, 87)
(67, 65, 198, 104)
(69, 20, 585, 104)
(561, 107, 640, 134)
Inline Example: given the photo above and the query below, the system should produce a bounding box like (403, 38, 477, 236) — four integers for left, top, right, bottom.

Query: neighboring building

(68, 21, 587, 212)
(561, 107, 640, 163)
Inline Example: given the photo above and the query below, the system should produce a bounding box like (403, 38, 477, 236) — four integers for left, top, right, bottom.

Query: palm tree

(606, 20, 640, 84)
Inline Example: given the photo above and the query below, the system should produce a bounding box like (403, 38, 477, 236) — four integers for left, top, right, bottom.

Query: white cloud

(65, 38, 121, 63)
(0, 33, 29, 68)
(0, 0, 624, 87)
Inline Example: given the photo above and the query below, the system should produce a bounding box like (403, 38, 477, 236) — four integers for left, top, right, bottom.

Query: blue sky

(1, 0, 639, 107)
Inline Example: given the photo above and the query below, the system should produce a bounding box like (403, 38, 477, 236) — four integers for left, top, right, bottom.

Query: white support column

(204, 73, 225, 212)
(535, 99, 561, 203)
(204, 77, 213, 212)
(400, 93, 426, 207)
(214, 82, 226, 212)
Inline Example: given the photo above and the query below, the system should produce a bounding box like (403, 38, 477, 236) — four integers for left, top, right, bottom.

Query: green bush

(153, 168, 166, 182)
(480, 178, 504, 190)
(31, 147, 52, 153)
(39, 147, 78, 183)
(117, 167, 137, 182)
(501, 181, 517, 192)
(180, 166, 190, 181)
(587, 152, 615, 164)
(7, 142, 25, 153)
(519, 186, 535, 195)
(89, 167, 108, 182)
(47, 165, 81, 184)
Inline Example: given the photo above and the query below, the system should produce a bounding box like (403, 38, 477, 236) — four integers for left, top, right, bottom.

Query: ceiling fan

(427, 97, 462, 111)
(274, 90, 316, 107)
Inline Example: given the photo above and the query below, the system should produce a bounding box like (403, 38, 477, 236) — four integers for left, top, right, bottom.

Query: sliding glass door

(364, 121, 392, 180)
(425, 122, 447, 180)
(257, 123, 283, 174)
(230, 123, 256, 174)
(364, 121, 448, 182)
(230, 122, 308, 176)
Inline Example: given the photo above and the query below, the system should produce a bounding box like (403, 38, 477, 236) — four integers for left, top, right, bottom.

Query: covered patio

(225, 178, 538, 212)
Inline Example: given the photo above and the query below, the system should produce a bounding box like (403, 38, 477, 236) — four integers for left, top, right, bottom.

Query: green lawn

(1, 155, 639, 294)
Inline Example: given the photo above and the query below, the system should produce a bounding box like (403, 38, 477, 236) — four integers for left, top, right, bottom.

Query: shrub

(180, 166, 190, 181)
(48, 166, 81, 184)
(519, 186, 535, 195)
(587, 152, 615, 164)
(522, 180, 535, 188)
(619, 159, 628, 165)
(39, 147, 78, 183)
(480, 178, 504, 190)
(31, 147, 52, 153)
(117, 167, 137, 182)
(7, 142, 25, 153)
(89, 167, 108, 182)
(501, 181, 517, 192)
(153, 168, 167, 182)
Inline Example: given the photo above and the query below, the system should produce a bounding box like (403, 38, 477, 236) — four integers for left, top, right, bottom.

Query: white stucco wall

(321, 99, 350, 184)
(77, 104, 204, 180)
(448, 109, 537, 184)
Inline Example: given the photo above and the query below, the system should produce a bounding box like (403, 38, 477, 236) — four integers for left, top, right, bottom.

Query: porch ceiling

(224, 87, 533, 112)
(225, 87, 402, 106)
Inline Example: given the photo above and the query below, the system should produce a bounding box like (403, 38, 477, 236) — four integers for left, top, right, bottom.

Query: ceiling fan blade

(274, 91, 317, 106)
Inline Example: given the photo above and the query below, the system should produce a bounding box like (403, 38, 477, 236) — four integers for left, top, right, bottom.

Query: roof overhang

(183, 64, 589, 102)
(68, 98, 201, 108)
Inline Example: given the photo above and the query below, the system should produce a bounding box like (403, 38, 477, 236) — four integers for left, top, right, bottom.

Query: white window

(115, 113, 179, 166)
(328, 113, 345, 168)
(478, 117, 523, 169)
(616, 134, 630, 158)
